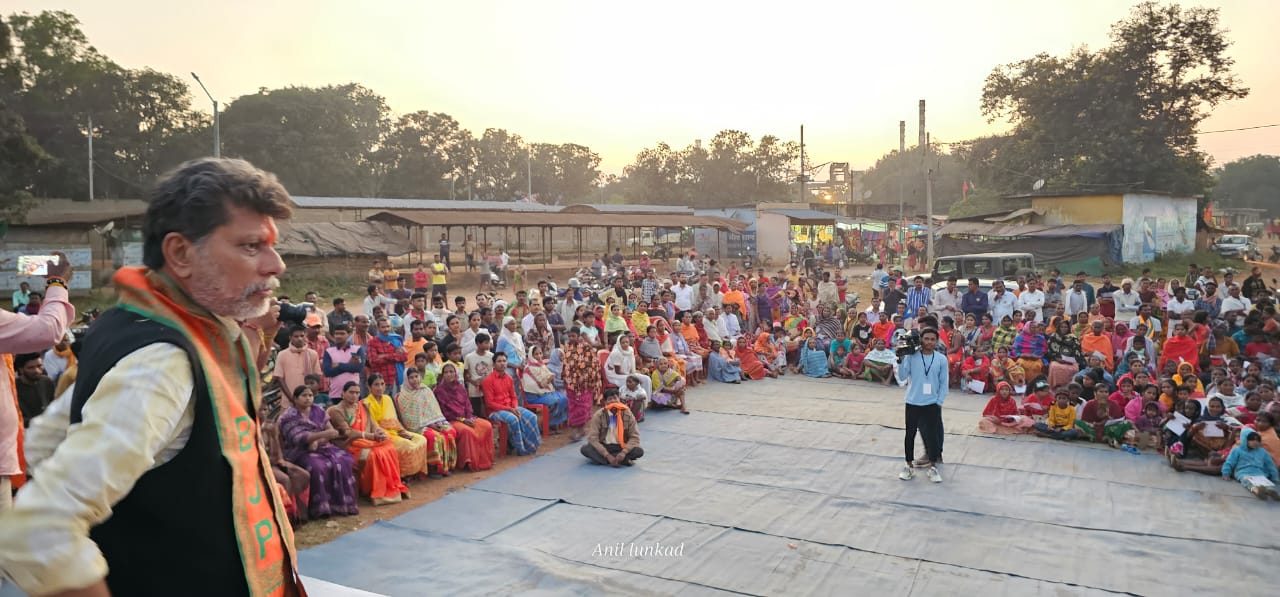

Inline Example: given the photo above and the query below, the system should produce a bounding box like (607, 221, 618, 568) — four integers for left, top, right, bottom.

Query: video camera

(894, 329, 921, 360)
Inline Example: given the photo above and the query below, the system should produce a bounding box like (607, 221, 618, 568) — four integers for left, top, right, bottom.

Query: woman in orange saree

(328, 381, 409, 506)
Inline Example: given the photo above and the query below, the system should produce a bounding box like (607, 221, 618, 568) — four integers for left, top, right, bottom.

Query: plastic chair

(514, 366, 551, 437)
(599, 350, 617, 389)
(479, 402, 510, 457)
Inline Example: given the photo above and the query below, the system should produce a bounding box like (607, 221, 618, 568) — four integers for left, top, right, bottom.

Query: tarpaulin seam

(447, 493, 1139, 597)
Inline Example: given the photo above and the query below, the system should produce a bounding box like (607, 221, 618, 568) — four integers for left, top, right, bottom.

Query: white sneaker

(927, 466, 942, 483)
(898, 465, 914, 480)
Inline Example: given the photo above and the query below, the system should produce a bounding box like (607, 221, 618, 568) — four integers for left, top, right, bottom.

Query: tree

(975, 2, 1248, 196)
(617, 131, 798, 207)
(529, 143, 601, 203)
(861, 145, 970, 215)
(0, 16, 50, 217)
(6, 11, 203, 199)
(471, 128, 525, 201)
(379, 110, 471, 198)
(220, 84, 390, 197)
(1213, 155, 1280, 215)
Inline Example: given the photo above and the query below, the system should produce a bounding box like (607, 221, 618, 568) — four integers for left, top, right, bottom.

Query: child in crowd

(1021, 379, 1054, 417)
(961, 344, 991, 393)
(1033, 389, 1082, 441)
(619, 374, 649, 422)
(1133, 401, 1165, 453)
(304, 373, 330, 407)
(1221, 428, 1280, 500)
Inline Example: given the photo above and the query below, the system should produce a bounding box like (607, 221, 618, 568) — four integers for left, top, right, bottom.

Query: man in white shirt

(672, 273, 695, 312)
(363, 284, 396, 317)
(987, 280, 1017, 324)
(1129, 304, 1163, 339)
(1063, 279, 1090, 318)
(930, 276, 961, 319)
(864, 298, 883, 324)
(704, 307, 725, 343)
(1220, 284, 1252, 330)
(1015, 278, 1045, 322)
(1113, 278, 1142, 322)
(1165, 286, 1195, 336)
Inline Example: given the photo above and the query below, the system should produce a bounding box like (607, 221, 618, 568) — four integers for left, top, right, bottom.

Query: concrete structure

(1017, 192, 1197, 263)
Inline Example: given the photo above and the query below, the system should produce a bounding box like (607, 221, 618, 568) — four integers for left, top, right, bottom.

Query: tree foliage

(973, 2, 1248, 196)
(860, 145, 970, 215)
(614, 131, 799, 207)
(1, 10, 606, 203)
(0, 16, 50, 217)
(1213, 155, 1280, 215)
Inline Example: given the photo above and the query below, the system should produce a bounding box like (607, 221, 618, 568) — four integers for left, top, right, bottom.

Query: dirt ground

(293, 431, 576, 548)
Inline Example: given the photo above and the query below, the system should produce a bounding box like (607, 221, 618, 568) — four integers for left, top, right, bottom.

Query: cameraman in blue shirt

(896, 323, 948, 483)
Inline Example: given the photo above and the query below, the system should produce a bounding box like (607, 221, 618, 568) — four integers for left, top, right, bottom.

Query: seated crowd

(11, 258, 1280, 533)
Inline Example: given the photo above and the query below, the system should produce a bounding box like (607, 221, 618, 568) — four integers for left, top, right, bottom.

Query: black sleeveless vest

(70, 308, 251, 596)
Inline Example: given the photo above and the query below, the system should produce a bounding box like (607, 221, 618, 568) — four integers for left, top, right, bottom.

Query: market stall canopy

(763, 208, 862, 227)
(275, 221, 416, 257)
(936, 222, 1118, 238)
(364, 206, 749, 232)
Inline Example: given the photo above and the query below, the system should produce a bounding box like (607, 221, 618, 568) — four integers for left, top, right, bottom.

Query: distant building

(1019, 192, 1197, 263)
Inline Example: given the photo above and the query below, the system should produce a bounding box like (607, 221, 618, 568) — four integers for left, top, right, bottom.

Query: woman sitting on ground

(797, 337, 832, 378)
(862, 337, 897, 385)
(364, 373, 430, 478)
(483, 352, 542, 455)
(734, 335, 774, 380)
(606, 334, 654, 395)
(1171, 396, 1236, 475)
(434, 363, 494, 471)
(979, 381, 1034, 434)
(707, 340, 744, 384)
(650, 357, 690, 414)
(521, 345, 569, 431)
(280, 384, 359, 519)
(328, 381, 410, 505)
(1077, 390, 1133, 447)
(395, 367, 458, 476)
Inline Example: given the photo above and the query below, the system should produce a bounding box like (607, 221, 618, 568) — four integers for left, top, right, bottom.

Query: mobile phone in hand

(17, 255, 57, 276)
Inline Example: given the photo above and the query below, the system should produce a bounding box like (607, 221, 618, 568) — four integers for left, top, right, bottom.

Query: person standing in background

(0, 253, 73, 509)
(463, 234, 477, 272)
(439, 234, 451, 268)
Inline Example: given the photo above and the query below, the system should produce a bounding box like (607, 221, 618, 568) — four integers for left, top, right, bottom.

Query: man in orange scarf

(0, 158, 304, 597)
(1160, 321, 1201, 375)
(581, 388, 643, 466)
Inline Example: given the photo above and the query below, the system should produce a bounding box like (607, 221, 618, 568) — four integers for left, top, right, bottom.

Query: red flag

(962, 180, 969, 202)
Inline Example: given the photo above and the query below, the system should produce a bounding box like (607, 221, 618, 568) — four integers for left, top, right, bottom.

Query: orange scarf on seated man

(114, 267, 301, 596)
(1080, 333, 1114, 371)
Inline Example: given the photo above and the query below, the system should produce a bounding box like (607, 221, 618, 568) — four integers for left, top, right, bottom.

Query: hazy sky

(10, 0, 1279, 177)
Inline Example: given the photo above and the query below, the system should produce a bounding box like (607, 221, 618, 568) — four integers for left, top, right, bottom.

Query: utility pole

(87, 114, 94, 200)
(920, 100, 934, 265)
(898, 120, 905, 250)
(799, 125, 806, 203)
(526, 147, 532, 200)
(191, 73, 220, 157)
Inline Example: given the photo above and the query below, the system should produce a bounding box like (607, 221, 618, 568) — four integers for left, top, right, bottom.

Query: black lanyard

(920, 352, 937, 377)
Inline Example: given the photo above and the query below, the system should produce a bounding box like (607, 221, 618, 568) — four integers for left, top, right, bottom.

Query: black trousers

(581, 444, 644, 465)
(904, 403, 944, 464)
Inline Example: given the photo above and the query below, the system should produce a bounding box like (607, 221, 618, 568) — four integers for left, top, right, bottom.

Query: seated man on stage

(581, 388, 644, 467)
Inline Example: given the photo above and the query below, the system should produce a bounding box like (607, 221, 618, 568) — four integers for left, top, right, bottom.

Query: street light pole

(191, 72, 220, 157)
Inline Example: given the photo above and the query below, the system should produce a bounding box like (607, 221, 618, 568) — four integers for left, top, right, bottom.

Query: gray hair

(143, 158, 292, 269)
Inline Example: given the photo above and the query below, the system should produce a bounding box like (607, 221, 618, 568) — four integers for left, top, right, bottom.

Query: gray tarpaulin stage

(292, 378, 1274, 596)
